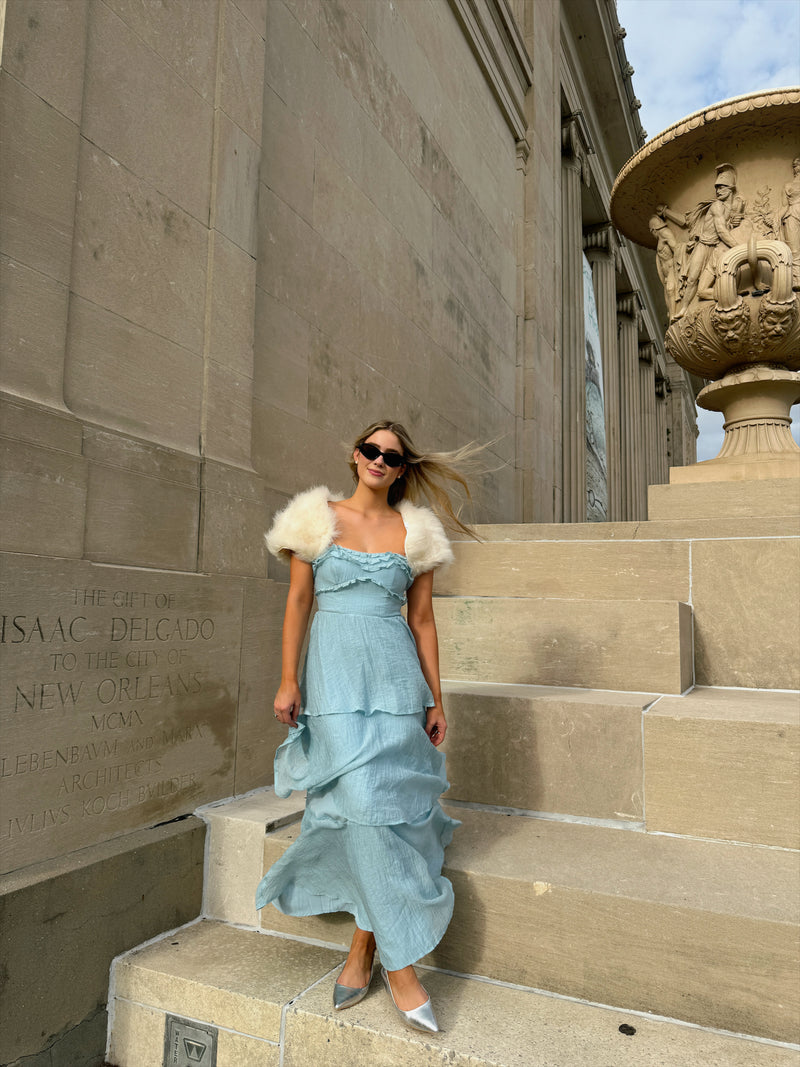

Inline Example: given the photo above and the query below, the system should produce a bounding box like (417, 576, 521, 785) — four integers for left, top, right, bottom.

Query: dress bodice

(312, 544, 413, 617)
(300, 544, 431, 718)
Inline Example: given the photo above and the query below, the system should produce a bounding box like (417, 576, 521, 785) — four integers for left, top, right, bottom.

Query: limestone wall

(0, 0, 526, 891)
(0, 0, 520, 514)
(254, 0, 520, 513)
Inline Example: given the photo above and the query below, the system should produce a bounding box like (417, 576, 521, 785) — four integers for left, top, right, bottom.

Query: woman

(256, 420, 473, 1034)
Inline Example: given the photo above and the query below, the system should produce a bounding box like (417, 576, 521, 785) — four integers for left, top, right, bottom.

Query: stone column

(655, 373, 670, 483)
(584, 224, 622, 519)
(560, 116, 591, 522)
(639, 342, 657, 514)
(616, 293, 642, 519)
(666, 362, 698, 467)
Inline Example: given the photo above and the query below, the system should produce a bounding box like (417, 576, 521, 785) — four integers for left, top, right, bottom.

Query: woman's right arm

(273, 554, 314, 727)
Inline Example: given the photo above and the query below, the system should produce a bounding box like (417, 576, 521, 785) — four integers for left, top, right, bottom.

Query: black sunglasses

(357, 442, 405, 468)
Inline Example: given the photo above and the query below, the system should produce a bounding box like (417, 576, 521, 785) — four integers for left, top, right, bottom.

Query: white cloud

(617, 0, 800, 140)
(617, 0, 800, 461)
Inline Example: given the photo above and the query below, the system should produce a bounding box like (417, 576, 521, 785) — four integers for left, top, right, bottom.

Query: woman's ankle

(348, 928, 375, 960)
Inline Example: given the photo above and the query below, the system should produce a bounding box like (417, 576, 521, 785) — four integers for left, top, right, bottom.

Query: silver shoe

(381, 966, 439, 1033)
(332, 958, 375, 1011)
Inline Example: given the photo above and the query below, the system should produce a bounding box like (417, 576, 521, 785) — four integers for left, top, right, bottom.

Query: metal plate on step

(163, 1014, 218, 1067)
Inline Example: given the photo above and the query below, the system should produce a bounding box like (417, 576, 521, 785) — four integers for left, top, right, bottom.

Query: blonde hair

(349, 420, 480, 538)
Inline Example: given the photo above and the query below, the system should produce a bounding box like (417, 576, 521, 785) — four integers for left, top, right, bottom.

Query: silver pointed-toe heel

(381, 966, 439, 1033)
(332, 959, 375, 1011)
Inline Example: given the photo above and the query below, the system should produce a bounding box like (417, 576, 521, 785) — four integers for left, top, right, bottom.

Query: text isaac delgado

(0, 571, 240, 873)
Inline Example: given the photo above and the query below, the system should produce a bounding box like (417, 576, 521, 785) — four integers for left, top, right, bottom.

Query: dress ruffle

(273, 710, 451, 825)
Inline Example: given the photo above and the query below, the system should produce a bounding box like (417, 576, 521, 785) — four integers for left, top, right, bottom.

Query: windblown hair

(349, 419, 480, 539)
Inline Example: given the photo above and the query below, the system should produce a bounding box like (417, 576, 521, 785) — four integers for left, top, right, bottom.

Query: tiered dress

(255, 489, 459, 971)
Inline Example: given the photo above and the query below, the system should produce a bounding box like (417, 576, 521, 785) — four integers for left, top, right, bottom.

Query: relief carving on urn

(611, 90, 800, 468)
(649, 159, 800, 377)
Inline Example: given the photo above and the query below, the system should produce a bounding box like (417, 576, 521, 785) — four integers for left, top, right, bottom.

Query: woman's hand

(425, 705, 447, 746)
(274, 681, 301, 727)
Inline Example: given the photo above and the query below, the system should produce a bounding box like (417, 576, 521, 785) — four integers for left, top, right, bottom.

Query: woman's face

(353, 429, 406, 489)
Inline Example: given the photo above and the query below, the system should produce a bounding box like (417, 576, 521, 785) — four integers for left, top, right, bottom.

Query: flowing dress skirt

(255, 546, 459, 970)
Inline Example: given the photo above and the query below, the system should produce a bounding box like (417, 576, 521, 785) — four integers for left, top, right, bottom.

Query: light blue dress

(255, 543, 459, 970)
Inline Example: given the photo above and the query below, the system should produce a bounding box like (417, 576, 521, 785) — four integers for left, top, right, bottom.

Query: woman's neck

(345, 483, 396, 515)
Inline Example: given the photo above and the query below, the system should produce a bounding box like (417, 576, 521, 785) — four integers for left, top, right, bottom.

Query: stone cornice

(447, 0, 532, 145)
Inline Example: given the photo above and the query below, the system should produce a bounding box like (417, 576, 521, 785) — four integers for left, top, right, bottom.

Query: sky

(616, 0, 800, 459)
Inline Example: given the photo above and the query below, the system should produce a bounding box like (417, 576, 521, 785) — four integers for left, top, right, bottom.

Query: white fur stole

(264, 486, 453, 576)
(396, 499, 454, 576)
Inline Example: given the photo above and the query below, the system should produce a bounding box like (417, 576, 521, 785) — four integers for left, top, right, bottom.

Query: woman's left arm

(406, 569, 447, 746)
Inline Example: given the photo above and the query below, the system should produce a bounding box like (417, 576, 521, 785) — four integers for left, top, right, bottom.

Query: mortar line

(684, 682, 800, 693)
(441, 678, 670, 698)
(105, 948, 118, 1064)
(647, 828, 798, 852)
(443, 798, 644, 830)
(199, 792, 214, 918)
(278, 997, 288, 1067)
(230, 579, 247, 795)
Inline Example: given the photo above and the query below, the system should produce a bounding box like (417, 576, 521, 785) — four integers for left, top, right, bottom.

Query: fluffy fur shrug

(265, 485, 453, 576)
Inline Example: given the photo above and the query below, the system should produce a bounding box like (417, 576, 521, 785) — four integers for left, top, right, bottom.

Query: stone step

(106, 919, 800, 1066)
(250, 802, 799, 1042)
(199, 790, 305, 930)
(434, 596, 693, 693)
(440, 680, 655, 822)
(648, 474, 800, 520)
(440, 682, 800, 846)
(436, 538, 690, 600)
(644, 686, 800, 849)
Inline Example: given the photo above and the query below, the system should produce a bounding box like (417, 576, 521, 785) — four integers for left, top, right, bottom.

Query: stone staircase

(105, 493, 800, 1066)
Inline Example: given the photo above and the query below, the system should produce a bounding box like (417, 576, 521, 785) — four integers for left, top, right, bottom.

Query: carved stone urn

(610, 89, 800, 479)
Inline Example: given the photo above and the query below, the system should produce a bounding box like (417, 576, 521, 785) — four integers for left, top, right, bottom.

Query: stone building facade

(0, 0, 697, 1063)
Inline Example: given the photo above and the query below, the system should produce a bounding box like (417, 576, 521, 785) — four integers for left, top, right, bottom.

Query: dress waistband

(316, 603, 402, 618)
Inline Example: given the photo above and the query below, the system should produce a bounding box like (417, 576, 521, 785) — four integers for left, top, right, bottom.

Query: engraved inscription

(0, 557, 240, 873)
